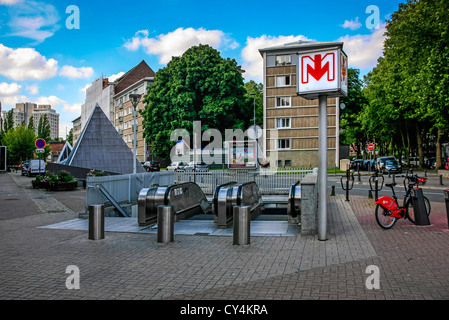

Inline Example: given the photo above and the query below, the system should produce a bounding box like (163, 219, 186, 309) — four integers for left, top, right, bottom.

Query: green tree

(141, 44, 252, 160)
(244, 80, 263, 127)
(28, 116, 35, 132)
(2, 125, 36, 164)
(66, 128, 73, 146)
(3, 110, 14, 134)
(37, 114, 51, 141)
(339, 68, 368, 158)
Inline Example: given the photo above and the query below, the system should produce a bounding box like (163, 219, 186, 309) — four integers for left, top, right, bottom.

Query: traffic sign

(36, 149, 45, 153)
(35, 138, 46, 149)
(368, 143, 375, 151)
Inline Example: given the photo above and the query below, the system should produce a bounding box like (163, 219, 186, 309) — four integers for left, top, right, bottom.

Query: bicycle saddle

(385, 183, 396, 188)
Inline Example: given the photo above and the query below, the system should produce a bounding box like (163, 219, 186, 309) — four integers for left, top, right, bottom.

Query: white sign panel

(297, 48, 348, 99)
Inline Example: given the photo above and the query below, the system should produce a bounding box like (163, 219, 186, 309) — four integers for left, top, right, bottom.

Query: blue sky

(0, 0, 405, 138)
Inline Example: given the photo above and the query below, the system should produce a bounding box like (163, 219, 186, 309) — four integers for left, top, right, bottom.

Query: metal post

(233, 206, 250, 245)
(88, 204, 105, 240)
(133, 106, 137, 174)
(157, 205, 175, 243)
(444, 190, 449, 230)
(318, 95, 327, 241)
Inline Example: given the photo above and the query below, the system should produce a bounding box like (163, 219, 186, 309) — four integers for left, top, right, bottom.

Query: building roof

(65, 104, 145, 174)
(258, 40, 345, 56)
(114, 60, 155, 95)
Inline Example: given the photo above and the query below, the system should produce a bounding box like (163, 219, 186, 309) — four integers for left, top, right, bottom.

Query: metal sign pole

(318, 95, 328, 241)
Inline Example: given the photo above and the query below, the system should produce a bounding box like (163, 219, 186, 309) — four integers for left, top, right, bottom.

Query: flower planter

(45, 181, 78, 191)
(32, 180, 48, 189)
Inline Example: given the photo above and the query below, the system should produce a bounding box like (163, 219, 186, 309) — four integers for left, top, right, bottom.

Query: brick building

(259, 41, 341, 168)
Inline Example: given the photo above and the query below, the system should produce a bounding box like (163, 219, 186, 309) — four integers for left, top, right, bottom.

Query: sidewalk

(1, 171, 449, 302)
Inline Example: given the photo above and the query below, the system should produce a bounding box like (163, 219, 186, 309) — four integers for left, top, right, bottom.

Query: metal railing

(86, 171, 175, 213)
(174, 168, 315, 194)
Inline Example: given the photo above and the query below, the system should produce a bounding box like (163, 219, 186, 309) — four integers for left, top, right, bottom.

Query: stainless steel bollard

(157, 205, 175, 243)
(88, 204, 105, 240)
(233, 206, 250, 245)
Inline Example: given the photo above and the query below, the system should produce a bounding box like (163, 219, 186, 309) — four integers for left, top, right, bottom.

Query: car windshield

(386, 160, 398, 166)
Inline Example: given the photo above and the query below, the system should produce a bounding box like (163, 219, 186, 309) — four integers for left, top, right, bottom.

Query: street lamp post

(130, 93, 142, 174)
(250, 93, 258, 169)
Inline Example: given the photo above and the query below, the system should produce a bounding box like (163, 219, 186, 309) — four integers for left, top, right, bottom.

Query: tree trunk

(416, 123, 425, 169)
(436, 127, 443, 169)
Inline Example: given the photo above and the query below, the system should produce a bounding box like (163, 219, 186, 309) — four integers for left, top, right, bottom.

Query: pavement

(1, 170, 449, 307)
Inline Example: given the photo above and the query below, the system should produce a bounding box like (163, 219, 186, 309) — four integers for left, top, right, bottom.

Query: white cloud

(0, 82, 21, 95)
(0, 0, 23, 5)
(80, 83, 91, 94)
(59, 122, 72, 140)
(108, 71, 125, 83)
(337, 24, 386, 70)
(124, 27, 238, 64)
(6, 0, 60, 43)
(60, 65, 94, 79)
(62, 102, 82, 114)
(241, 34, 312, 81)
(0, 43, 58, 80)
(341, 17, 362, 30)
(0, 94, 28, 108)
(26, 84, 38, 95)
(34, 95, 81, 114)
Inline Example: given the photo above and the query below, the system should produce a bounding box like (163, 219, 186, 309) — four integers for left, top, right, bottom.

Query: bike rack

(369, 169, 384, 201)
(341, 168, 355, 201)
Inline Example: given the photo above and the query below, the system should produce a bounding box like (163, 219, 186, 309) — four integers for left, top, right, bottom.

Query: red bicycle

(375, 174, 431, 229)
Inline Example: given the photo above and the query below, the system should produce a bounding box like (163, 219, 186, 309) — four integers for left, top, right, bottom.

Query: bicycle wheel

(375, 203, 397, 229)
(405, 196, 431, 223)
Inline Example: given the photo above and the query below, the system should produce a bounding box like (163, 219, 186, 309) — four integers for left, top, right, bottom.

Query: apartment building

(71, 116, 81, 146)
(2, 102, 60, 139)
(113, 60, 155, 163)
(259, 41, 340, 168)
(80, 77, 114, 130)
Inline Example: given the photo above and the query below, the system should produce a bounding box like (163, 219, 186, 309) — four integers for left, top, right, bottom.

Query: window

(277, 160, 283, 167)
(277, 139, 291, 150)
(285, 160, 292, 167)
(276, 75, 291, 87)
(276, 118, 291, 129)
(276, 55, 291, 65)
(276, 96, 291, 107)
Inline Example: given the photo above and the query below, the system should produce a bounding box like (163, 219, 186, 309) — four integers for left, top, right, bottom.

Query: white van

(27, 160, 46, 176)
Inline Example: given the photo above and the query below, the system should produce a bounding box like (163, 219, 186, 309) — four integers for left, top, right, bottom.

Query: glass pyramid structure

(65, 104, 146, 174)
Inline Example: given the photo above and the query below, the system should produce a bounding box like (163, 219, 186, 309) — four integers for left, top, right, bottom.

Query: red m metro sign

(297, 48, 348, 99)
(301, 52, 335, 84)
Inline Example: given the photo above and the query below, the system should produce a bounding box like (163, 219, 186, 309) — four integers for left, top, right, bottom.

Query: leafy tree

(37, 114, 51, 142)
(3, 110, 14, 134)
(141, 44, 252, 159)
(2, 125, 36, 164)
(28, 116, 35, 132)
(244, 80, 263, 127)
(339, 68, 368, 158)
(66, 128, 73, 146)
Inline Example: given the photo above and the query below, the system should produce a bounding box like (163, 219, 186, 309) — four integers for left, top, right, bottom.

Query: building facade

(71, 116, 81, 146)
(2, 102, 60, 139)
(259, 41, 340, 168)
(80, 77, 114, 130)
(113, 60, 155, 163)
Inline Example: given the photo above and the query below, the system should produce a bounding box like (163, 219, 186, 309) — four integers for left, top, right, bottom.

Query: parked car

(376, 156, 396, 172)
(143, 161, 160, 172)
(20, 160, 30, 176)
(26, 160, 46, 177)
(350, 159, 364, 170)
(166, 162, 187, 171)
(184, 161, 209, 172)
(383, 159, 402, 174)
